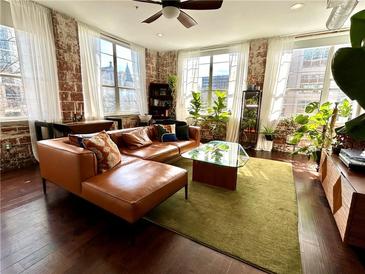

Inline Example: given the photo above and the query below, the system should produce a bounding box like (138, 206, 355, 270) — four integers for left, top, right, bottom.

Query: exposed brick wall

(145, 49, 178, 119)
(247, 39, 268, 89)
(145, 49, 178, 86)
(51, 11, 83, 122)
(1, 121, 36, 172)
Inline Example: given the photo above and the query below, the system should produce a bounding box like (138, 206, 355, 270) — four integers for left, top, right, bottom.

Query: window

(192, 53, 230, 108)
(100, 38, 138, 114)
(281, 44, 360, 120)
(0, 25, 26, 120)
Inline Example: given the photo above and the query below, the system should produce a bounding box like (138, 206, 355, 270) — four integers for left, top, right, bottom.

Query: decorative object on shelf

(239, 90, 262, 149)
(148, 83, 173, 119)
(139, 114, 152, 123)
(331, 10, 365, 141)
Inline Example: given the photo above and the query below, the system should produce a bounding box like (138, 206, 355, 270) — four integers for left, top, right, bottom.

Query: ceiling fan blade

(177, 10, 197, 28)
(180, 0, 223, 10)
(134, 0, 162, 5)
(142, 10, 163, 23)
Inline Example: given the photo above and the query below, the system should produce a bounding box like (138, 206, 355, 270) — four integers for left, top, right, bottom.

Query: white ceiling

(37, 0, 365, 51)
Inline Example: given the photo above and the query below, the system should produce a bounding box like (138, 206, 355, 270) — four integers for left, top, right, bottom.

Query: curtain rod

(294, 28, 349, 39)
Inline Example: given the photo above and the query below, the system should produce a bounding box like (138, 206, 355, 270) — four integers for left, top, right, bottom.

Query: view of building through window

(0, 25, 27, 119)
(281, 45, 353, 119)
(100, 38, 138, 114)
(196, 53, 230, 107)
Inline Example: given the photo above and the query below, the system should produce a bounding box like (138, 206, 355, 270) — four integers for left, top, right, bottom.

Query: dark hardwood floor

(1, 151, 364, 274)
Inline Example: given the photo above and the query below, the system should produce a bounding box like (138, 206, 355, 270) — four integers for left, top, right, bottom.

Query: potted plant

(205, 90, 231, 140)
(290, 99, 352, 164)
(260, 126, 276, 141)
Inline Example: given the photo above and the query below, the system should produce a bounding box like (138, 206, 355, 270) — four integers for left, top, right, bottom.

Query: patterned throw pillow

(68, 133, 96, 147)
(120, 128, 152, 149)
(82, 131, 121, 173)
(155, 124, 176, 141)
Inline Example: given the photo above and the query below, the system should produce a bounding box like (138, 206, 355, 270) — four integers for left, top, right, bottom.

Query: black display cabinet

(239, 90, 262, 149)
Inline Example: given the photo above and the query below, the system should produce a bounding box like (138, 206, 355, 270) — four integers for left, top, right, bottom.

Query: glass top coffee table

(182, 141, 249, 190)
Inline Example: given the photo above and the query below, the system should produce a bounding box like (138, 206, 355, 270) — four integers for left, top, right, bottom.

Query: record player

(339, 148, 365, 172)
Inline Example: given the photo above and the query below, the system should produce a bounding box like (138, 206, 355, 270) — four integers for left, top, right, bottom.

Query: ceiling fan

(134, 0, 223, 28)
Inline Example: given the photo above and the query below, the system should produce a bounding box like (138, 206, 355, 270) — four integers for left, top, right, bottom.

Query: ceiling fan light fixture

(162, 6, 180, 19)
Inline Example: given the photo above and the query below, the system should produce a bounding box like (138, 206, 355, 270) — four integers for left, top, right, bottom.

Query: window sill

(0, 117, 28, 124)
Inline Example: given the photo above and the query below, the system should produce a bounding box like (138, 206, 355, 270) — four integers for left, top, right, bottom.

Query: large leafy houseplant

(188, 90, 231, 140)
(290, 100, 352, 162)
(331, 10, 365, 141)
(205, 91, 231, 139)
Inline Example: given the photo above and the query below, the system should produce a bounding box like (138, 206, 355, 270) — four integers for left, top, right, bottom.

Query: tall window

(281, 44, 359, 119)
(100, 38, 138, 114)
(0, 25, 26, 120)
(193, 53, 230, 107)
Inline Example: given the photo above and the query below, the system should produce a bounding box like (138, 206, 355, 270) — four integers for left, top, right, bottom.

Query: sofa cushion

(176, 125, 190, 140)
(83, 131, 121, 173)
(120, 142, 179, 162)
(82, 160, 187, 223)
(120, 128, 152, 149)
(166, 139, 198, 154)
(161, 133, 178, 142)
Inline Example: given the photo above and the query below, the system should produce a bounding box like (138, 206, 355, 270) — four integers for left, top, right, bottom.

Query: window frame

(100, 36, 138, 115)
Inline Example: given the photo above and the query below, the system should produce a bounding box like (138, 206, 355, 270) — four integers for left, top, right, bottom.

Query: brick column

(51, 11, 83, 122)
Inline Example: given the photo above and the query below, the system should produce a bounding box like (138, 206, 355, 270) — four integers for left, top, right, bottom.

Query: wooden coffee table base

(192, 160, 238, 191)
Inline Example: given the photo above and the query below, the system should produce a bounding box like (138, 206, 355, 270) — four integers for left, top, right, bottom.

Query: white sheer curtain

(256, 37, 294, 150)
(10, 0, 61, 160)
(131, 44, 148, 115)
(226, 43, 249, 142)
(78, 23, 103, 120)
(176, 51, 200, 121)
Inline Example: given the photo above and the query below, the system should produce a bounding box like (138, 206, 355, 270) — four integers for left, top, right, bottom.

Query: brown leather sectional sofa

(37, 126, 201, 223)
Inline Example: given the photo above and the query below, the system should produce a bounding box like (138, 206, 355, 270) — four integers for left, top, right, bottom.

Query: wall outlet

(4, 143, 12, 151)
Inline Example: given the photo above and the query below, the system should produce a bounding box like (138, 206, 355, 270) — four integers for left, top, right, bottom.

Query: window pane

(213, 53, 229, 63)
(281, 89, 322, 117)
(102, 87, 116, 114)
(100, 39, 113, 55)
(0, 26, 20, 75)
(117, 58, 134, 88)
(0, 76, 27, 118)
(119, 88, 138, 113)
(287, 47, 329, 89)
(101, 53, 114, 86)
(282, 46, 330, 117)
(116, 45, 132, 61)
(212, 62, 229, 90)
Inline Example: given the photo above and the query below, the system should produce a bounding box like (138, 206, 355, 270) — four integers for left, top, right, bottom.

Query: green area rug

(145, 157, 302, 274)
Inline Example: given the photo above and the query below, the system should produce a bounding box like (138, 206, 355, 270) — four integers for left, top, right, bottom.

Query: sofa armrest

(189, 126, 201, 144)
(37, 137, 97, 195)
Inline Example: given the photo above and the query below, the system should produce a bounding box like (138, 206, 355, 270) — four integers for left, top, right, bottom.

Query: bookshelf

(148, 83, 173, 119)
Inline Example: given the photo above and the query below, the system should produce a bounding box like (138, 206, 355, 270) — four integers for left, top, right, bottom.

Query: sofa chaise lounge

(37, 126, 201, 223)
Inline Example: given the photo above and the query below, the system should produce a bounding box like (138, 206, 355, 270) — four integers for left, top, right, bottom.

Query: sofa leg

(42, 178, 47, 195)
(185, 184, 188, 200)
